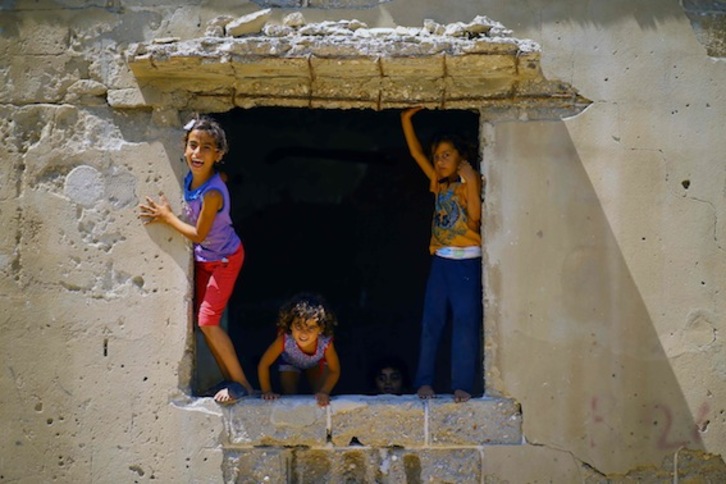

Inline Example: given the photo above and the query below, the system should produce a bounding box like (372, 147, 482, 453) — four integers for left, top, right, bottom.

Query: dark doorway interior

(213, 107, 481, 395)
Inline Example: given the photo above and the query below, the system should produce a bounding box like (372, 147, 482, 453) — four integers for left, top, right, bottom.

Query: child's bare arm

(258, 335, 284, 399)
(138, 190, 222, 244)
(401, 107, 436, 181)
(315, 342, 341, 406)
(458, 161, 482, 229)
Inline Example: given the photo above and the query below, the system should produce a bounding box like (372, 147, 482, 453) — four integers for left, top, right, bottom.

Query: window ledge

(177, 394, 522, 448)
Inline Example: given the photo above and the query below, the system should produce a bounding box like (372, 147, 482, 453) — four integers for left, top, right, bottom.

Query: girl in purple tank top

(257, 293, 341, 407)
(138, 116, 253, 405)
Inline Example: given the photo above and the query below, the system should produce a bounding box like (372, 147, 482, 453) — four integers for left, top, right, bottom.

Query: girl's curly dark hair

(276, 292, 338, 337)
(183, 114, 229, 154)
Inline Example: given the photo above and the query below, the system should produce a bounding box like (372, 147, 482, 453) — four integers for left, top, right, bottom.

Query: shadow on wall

(488, 120, 706, 474)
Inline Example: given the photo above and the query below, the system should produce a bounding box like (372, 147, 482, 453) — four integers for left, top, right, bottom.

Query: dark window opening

(201, 107, 482, 396)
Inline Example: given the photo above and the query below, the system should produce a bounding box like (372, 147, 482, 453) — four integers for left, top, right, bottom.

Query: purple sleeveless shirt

(183, 172, 241, 262)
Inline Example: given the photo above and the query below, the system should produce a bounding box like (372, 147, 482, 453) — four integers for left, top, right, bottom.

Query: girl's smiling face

(184, 129, 223, 178)
(290, 318, 322, 350)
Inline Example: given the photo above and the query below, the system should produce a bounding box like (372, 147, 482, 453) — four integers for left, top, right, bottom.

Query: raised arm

(401, 107, 436, 181)
(258, 334, 284, 400)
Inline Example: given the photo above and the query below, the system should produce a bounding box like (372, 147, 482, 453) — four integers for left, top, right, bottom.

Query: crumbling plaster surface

(1, 0, 725, 482)
(481, 0, 726, 476)
(0, 103, 223, 481)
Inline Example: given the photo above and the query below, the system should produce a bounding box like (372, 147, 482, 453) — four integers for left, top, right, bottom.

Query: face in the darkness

(432, 141, 464, 180)
(375, 367, 403, 394)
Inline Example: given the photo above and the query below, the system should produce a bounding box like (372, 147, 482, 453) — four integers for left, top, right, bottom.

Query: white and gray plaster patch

(64, 165, 104, 207)
(105, 166, 137, 209)
(0, 253, 11, 272)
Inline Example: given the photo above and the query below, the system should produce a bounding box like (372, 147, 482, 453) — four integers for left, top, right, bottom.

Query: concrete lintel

(311, 77, 381, 101)
(125, 33, 590, 116)
(445, 53, 517, 78)
(380, 77, 445, 103)
(235, 77, 311, 98)
(232, 56, 309, 78)
(310, 56, 381, 78)
(380, 55, 445, 78)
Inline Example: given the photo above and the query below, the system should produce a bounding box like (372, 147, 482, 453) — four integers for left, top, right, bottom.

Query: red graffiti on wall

(653, 404, 689, 450)
(588, 396, 710, 451)
(588, 395, 613, 449)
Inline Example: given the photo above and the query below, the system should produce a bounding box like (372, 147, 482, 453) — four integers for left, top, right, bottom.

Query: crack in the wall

(514, 441, 726, 481)
(10, 207, 23, 283)
(661, 148, 724, 252)
(686, 195, 724, 252)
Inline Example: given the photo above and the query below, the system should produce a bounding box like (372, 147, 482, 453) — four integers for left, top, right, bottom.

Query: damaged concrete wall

(1, 0, 725, 482)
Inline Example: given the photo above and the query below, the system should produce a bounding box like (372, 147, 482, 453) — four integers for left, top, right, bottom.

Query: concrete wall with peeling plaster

(1, 0, 725, 481)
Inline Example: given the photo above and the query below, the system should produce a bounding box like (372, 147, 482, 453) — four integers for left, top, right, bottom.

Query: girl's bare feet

(417, 385, 435, 399)
(214, 387, 236, 404)
(214, 382, 252, 405)
(453, 389, 471, 403)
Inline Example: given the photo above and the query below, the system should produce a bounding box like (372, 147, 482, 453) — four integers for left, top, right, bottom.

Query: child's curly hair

(276, 292, 338, 337)
(183, 114, 229, 155)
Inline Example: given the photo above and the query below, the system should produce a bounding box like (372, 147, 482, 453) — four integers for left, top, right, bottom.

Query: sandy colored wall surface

(1, 0, 724, 481)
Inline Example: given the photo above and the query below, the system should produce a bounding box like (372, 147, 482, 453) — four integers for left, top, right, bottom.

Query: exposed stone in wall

(209, 394, 523, 481)
(125, 14, 590, 118)
(682, 0, 726, 56)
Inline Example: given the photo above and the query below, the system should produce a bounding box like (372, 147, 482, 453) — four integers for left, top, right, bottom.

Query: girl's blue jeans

(413, 255, 482, 394)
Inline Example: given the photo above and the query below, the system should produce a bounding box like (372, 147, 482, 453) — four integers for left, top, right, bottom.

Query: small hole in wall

(682, 180, 690, 189)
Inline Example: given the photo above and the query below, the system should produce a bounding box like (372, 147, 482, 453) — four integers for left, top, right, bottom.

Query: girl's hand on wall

(315, 392, 330, 407)
(138, 194, 172, 225)
(261, 391, 279, 401)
